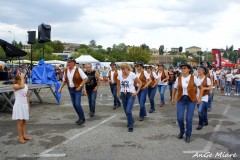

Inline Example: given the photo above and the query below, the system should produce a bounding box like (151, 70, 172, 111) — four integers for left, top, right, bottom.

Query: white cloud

(0, 0, 240, 51)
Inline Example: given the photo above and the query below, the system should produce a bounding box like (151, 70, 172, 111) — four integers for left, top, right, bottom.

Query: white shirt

(152, 72, 158, 79)
(234, 74, 240, 81)
(197, 77, 211, 102)
(226, 73, 233, 82)
(157, 70, 168, 85)
(117, 72, 136, 93)
(110, 70, 116, 83)
(63, 66, 87, 87)
(212, 71, 217, 88)
(135, 70, 150, 86)
(174, 75, 201, 96)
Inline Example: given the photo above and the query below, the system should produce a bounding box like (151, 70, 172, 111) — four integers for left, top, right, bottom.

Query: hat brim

(179, 64, 192, 69)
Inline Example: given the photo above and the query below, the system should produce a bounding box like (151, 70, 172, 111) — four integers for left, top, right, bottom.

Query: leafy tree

(89, 40, 96, 48)
(47, 40, 64, 53)
(197, 51, 203, 56)
(140, 43, 150, 53)
(128, 46, 150, 63)
(173, 56, 188, 66)
(223, 51, 229, 59)
(0, 47, 6, 60)
(159, 45, 164, 55)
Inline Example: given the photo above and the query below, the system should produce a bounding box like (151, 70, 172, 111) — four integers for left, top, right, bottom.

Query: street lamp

(8, 31, 15, 46)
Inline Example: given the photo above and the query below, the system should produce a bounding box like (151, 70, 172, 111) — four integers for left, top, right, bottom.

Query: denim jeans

(158, 85, 167, 104)
(87, 89, 97, 113)
(69, 88, 85, 120)
(235, 81, 240, 93)
(168, 83, 174, 99)
(148, 86, 157, 111)
(225, 81, 231, 94)
(121, 92, 135, 128)
(208, 93, 213, 109)
(197, 101, 208, 126)
(110, 83, 121, 106)
(176, 96, 196, 137)
(137, 87, 148, 118)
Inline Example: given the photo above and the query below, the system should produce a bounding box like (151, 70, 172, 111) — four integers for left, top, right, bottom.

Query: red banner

(212, 49, 221, 68)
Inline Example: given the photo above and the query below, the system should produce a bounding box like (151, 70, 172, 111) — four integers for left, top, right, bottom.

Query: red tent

(212, 58, 235, 67)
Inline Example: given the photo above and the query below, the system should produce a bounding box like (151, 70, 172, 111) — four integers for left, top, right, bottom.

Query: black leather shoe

(113, 106, 117, 110)
(203, 122, 208, 126)
(75, 120, 80, 123)
(77, 119, 85, 125)
(178, 133, 184, 139)
(128, 128, 133, 132)
(196, 125, 203, 130)
(185, 137, 191, 143)
(89, 112, 94, 117)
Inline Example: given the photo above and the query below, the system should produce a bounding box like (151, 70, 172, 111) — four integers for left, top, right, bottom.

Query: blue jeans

(158, 85, 167, 104)
(168, 83, 174, 99)
(208, 93, 212, 109)
(69, 88, 85, 120)
(235, 81, 240, 93)
(176, 96, 196, 137)
(121, 92, 135, 128)
(148, 86, 157, 111)
(110, 83, 121, 106)
(225, 81, 231, 94)
(197, 101, 208, 126)
(87, 89, 97, 113)
(137, 87, 148, 118)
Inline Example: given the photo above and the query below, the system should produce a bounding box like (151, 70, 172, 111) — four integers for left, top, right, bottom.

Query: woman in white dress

(12, 73, 32, 144)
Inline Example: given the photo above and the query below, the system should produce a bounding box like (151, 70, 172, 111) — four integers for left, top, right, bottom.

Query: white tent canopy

(75, 55, 99, 64)
(45, 60, 67, 65)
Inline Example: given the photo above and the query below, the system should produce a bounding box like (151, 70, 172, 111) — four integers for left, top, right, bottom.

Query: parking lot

(0, 85, 240, 160)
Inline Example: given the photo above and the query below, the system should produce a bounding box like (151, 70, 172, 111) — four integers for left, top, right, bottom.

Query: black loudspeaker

(38, 23, 51, 43)
(27, 31, 36, 44)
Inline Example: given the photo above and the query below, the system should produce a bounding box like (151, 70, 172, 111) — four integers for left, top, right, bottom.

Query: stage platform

(0, 84, 58, 111)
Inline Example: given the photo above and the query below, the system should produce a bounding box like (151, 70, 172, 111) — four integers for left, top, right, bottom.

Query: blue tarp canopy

(31, 59, 61, 104)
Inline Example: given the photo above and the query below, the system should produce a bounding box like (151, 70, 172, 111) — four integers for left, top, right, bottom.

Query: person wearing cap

(196, 65, 212, 130)
(135, 61, 152, 121)
(168, 66, 177, 101)
(156, 64, 169, 107)
(58, 57, 88, 125)
(117, 63, 142, 132)
(108, 62, 121, 110)
(145, 64, 158, 113)
(171, 63, 203, 143)
(84, 63, 100, 117)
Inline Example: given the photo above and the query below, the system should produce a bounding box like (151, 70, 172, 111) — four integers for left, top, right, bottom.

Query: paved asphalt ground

(0, 84, 240, 160)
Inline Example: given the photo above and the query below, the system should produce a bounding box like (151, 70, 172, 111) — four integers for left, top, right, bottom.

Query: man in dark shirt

(85, 63, 100, 117)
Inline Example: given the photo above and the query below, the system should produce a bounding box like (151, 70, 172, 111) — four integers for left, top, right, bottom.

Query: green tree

(89, 40, 96, 48)
(140, 43, 150, 54)
(128, 46, 150, 63)
(173, 56, 188, 66)
(159, 45, 164, 55)
(0, 47, 6, 60)
(47, 40, 64, 53)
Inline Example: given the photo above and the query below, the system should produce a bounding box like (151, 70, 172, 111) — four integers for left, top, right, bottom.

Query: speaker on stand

(38, 23, 51, 59)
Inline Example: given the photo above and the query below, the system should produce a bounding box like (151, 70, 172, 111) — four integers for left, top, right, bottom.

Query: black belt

(68, 87, 76, 89)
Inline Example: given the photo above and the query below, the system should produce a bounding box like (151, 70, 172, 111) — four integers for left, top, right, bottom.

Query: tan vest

(108, 70, 118, 83)
(201, 76, 209, 96)
(65, 68, 83, 88)
(150, 72, 155, 87)
(139, 71, 147, 87)
(177, 75, 197, 102)
(157, 70, 167, 81)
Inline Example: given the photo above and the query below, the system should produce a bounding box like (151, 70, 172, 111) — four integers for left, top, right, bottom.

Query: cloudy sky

(0, 0, 240, 51)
